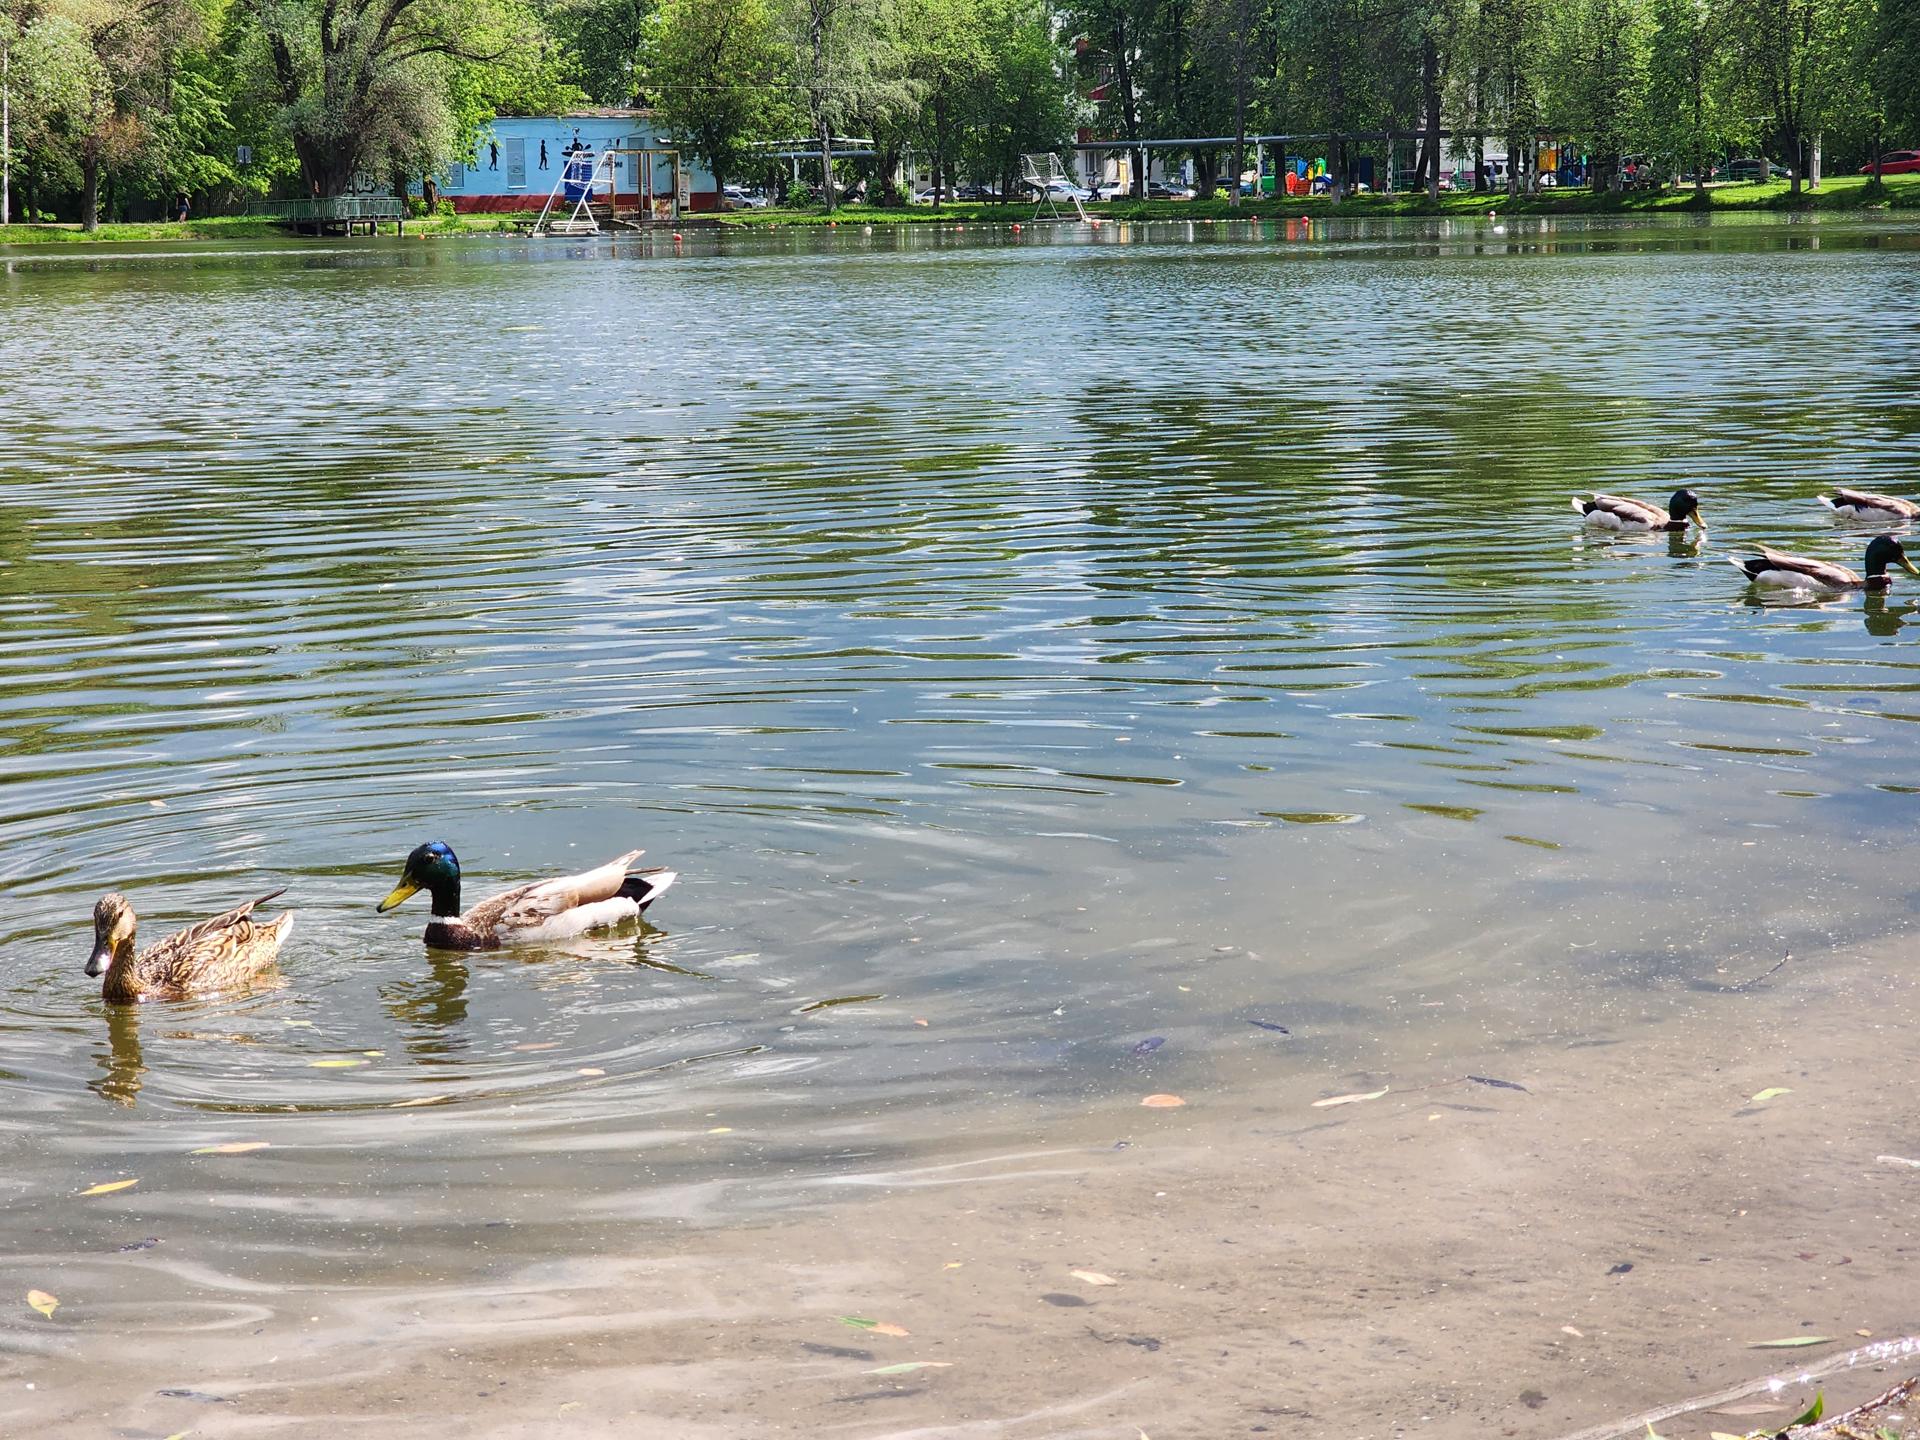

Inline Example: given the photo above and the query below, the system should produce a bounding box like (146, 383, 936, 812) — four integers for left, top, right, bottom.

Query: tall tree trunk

(1112, 13, 1145, 198)
(1422, 32, 1440, 201)
(81, 143, 100, 232)
(1472, 63, 1487, 190)
(1228, 0, 1249, 209)
(1329, 46, 1346, 200)
(932, 92, 946, 209)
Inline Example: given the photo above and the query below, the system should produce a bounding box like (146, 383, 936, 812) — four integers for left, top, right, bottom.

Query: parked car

(1861, 150, 1920, 175)
(952, 183, 1000, 201)
(1726, 157, 1789, 181)
(1026, 179, 1093, 202)
(1147, 180, 1196, 200)
(722, 185, 769, 209)
(1091, 179, 1129, 201)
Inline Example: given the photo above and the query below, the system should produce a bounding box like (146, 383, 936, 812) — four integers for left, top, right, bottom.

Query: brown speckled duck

(86, 889, 294, 1003)
(374, 841, 676, 951)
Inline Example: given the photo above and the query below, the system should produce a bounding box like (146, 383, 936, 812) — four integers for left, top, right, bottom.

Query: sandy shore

(14, 930, 1920, 1440)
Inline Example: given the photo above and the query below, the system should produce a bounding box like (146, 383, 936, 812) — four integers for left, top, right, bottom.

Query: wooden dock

(248, 197, 406, 236)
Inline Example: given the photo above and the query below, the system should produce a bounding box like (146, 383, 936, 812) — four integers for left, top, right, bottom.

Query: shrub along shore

(4, 174, 1916, 246)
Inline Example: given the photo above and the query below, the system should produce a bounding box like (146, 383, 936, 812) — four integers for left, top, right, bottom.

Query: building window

(446, 162, 466, 192)
(505, 138, 527, 190)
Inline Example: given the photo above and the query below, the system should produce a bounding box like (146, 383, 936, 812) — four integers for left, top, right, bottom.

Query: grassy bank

(0, 211, 533, 245)
(723, 172, 1920, 227)
(6, 174, 1913, 245)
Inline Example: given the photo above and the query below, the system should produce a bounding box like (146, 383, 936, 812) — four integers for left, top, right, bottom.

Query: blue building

(431, 110, 719, 214)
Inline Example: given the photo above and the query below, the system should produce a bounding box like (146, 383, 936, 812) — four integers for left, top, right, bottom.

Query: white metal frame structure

(1021, 152, 1089, 221)
(534, 148, 617, 235)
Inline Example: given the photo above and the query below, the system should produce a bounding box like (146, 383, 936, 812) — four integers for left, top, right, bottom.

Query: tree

(640, 0, 787, 199)
(1549, 0, 1649, 191)
(235, 0, 552, 196)
(1645, 0, 1721, 195)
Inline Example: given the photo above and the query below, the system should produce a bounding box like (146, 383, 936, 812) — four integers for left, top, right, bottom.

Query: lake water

(4, 213, 1920, 1436)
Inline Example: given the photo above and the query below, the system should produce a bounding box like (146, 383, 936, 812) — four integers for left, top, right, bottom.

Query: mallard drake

(1571, 489, 1706, 532)
(375, 842, 676, 951)
(1727, 534, 1919, 591)
(1819, 488, 1920, 523)
(86, 889, 293, 1003)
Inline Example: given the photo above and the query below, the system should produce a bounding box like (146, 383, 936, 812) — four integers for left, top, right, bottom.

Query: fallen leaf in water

(309, 1059, 365, 1069)
(190, 1142, 269, 1156)
(360, 1050, 384, 1058)
(1875, 1155, 1920, 1168)
(149, 799, 168, 809)
(913, 1018, 929, 1027)
(1131, 1037, 1165, 1056)
(1247, 1019, 1289, 1034)
(1140, 1094, 1185, 1108)
(1561, 1326, 1584, 1338)
(577, 1068, 606, 1077)
(27, 1290, 57, 1319)
(1312, 1087, 1388, 1108)
(1749, 1087, 1791, 1103)
(282, 1019, 314, 1028)
(389, 1094, 448, 1107)
(1070, 1270, 1118, 1286)
(513, 1042, 560, 1052)
(1784, 1392, 1824, 1428)
(839, 1317, 910, 1337)
(1466, 1075, 1528, 1092)
(1748, 1335, 1832, 1348)
(79, 1178, 138, 1196)
(708, 1127, 733, 1134)
(866, 1361, 954, 1375)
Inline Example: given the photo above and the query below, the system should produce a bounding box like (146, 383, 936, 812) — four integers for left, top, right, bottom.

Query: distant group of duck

(84, 843, 675, 1003)
(1573, 485, 1920, 591)
(81, 484, 1920, 1006)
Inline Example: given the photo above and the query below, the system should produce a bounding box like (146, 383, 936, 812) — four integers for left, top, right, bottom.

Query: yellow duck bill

(376, 881, 421, 913)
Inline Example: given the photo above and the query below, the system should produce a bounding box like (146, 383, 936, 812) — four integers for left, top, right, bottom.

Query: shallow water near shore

(4, 213, 1920, 1436)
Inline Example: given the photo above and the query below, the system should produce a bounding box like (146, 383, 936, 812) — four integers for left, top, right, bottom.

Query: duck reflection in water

(1864, 595, 1919, 636)
(380, 931, 705, 1064)
(91, 1004, 146, 1107)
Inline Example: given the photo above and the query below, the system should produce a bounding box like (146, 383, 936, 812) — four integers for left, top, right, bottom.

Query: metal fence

(247, 196, 405, 222)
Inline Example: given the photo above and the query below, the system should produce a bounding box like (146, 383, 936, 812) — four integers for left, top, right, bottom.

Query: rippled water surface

(4, 213, 1920, 1421)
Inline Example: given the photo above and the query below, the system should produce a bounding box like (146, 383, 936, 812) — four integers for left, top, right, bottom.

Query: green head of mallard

(377, 841, 462, 918)
(86, 892, 136, 978)
(1865, 534, 1919, 579)
(1667, 488, 1705, 531)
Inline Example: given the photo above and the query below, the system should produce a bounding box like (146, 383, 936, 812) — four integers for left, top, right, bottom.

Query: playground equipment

(532, 146, 683, 234)
(1021, 153, 1089, 222)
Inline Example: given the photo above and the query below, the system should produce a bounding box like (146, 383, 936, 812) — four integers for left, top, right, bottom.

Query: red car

(1861, 150, 1920, 174)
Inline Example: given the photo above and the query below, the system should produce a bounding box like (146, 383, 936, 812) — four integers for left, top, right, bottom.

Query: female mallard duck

(375, 842, 676, 951)
(1819, 488, 1920, 523)
(86, 889, 294, 1003)
(1571, 489, 1706, 532)
(1727, 534, 1919, 591)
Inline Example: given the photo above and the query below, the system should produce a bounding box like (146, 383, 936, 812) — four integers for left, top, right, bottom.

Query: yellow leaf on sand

(1711, 1432, 1749, 1440)
(79, 1178, 138, 1196)
(577, 1068, 605, 1077)
(164, 1432, 193, 1440)
(309, 1059, 366, 1069)
(27, 1290, 58, 1319)
(191, 1142, 270, 1155)
(1070, 1270, 1119, 1286)
(708, 1127, 733, 1135)
(943, 1262, 963, 1270)
(1140, 1094, 1185, 1108)
(872, 1322, 910, 1337)
(558, 1402, 582, 1414)
(1313, 1086, 1389, 1108)
(1561, 1326, 1584, 1338)
(1750, 1087, 1791, 1103)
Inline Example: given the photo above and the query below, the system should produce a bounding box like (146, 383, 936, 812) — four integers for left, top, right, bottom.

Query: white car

(723, 185, 769, 209)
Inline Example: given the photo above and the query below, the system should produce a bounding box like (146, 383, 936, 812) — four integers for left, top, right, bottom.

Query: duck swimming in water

(1571, 489, 1706, 533)
(375, 842, 676, 951)
(86, 889, 294, 1003)
(1726, 534, 1919, 592)
(1818, 488, 1920, 524)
